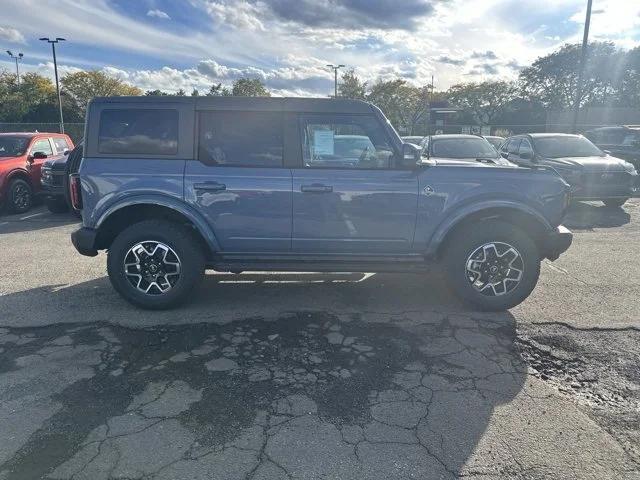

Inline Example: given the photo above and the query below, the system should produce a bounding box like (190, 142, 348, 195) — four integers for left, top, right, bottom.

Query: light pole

(6, 50, 23, 84)
(39, 37, 66, 134)
(571, 0, 593, 134)
(326, 64, 345, 98)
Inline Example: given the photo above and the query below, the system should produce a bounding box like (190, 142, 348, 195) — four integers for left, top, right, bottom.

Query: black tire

(107, 220, 205, 309)
(7, 178, 33, 214)
(442, 220, 540, 311)
(603, 198, 628, 208)
(46, 196, 69, 214)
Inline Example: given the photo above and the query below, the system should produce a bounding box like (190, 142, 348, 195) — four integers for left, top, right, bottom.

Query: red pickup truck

(0, 132, 74, 214)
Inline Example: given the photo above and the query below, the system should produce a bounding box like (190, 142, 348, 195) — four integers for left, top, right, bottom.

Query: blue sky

(1, 0, 639, 96)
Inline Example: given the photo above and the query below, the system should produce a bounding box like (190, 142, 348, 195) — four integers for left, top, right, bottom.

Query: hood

(431, 157, 517, 168)
(43, 155, 69, 171)
(545, 155, 628, 172)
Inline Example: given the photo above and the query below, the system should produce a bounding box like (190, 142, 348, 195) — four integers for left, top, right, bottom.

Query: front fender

(95, 194, 221, 252)
(425, 199, 553, 257)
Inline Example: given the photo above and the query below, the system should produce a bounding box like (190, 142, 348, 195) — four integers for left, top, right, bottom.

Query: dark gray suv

(71, 96, 572, 311)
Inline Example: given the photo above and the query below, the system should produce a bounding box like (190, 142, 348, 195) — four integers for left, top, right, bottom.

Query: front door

(292, 114, 419, 254)
(27, 137, 55, 192)
(184, 110, 292, 252)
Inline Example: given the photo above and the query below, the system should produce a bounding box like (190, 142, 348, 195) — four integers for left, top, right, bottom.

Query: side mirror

(402, 143, 421, 167)
(500, 151, 509, 159)
(32, 151, 48, 159)
(63, 149, 70, 156)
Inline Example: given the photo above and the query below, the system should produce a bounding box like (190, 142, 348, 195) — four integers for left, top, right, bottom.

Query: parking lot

(1, 200, 639, 479)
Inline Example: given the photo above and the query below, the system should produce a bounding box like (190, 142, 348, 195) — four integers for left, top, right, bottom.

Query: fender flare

(95, 194, 221, 252)
(426, 199, 553, 256)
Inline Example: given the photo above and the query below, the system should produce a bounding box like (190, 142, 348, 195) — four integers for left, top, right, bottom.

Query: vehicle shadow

(0, 206, 80, 234)
(0, 275, 524, 478)
(563, 200, 631, 229)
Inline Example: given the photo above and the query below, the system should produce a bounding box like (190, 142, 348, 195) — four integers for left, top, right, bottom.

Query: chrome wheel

(465, 242, 524, 297)
(123, 241, 181, 295)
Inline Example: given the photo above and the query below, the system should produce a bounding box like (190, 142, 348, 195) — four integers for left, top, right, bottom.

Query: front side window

(53, 137, 70, 153)
(519, 139, 533, 157)
(0, 137, 29, 157)
(198, 111, 283, 167)
(507, 138, 521, 154)
(301, 114, 394, 169)
(31, 139, 53, 156)
(98, 109, 178, 155)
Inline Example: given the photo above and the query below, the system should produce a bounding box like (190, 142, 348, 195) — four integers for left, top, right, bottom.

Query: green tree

(206, 83, 231, 96)
(145, 89, 169, 96)
(339, 69, 367, 99)
(231, 78, 270, 97)
(518, 42, 619, 108)
(0, 71, 58, 122)
(447, 81, 517, 126)
(62, 70, 142, 115)
(191, 88, 200, 96)
(367, 79, 430, 134)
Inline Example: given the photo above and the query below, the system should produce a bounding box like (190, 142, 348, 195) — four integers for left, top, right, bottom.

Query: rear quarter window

(98, 109, 178, 155)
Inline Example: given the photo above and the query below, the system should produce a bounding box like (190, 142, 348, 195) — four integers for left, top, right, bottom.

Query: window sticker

(313, 129, 334, 156)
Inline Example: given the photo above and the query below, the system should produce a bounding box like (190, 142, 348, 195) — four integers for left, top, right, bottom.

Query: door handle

(194, 182, 226, 192)
(301, 184, 333, 193)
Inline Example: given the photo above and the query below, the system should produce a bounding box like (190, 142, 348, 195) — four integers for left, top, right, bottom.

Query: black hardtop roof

(89, 96, 376, 114)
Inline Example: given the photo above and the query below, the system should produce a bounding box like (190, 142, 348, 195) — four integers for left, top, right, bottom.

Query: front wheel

(107, 220, 205, 309)
(8, 178, 33, 214)
(603, 198, 628, 208)
(443, 221, 541, 311)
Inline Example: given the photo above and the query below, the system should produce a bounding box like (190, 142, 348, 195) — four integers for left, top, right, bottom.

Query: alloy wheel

(123, 241, 181, 295)
(465, 242, 524, 296)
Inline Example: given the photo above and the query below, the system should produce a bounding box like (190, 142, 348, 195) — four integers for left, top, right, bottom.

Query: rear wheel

(46, 196, 69, 213)
(8, 178, 32, 214)
(107, 220, 205, 309)
(443, 220, 541, 311)
(602, 198, 628, 208)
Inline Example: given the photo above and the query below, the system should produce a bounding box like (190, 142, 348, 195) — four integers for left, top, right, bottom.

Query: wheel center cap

(490, 265, 499, 274)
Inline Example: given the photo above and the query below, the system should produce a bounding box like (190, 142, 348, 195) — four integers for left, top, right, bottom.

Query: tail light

(69, 173, 83, 210)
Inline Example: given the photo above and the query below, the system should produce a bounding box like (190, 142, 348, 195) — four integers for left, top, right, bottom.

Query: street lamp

(39, 37, 66, 134)
(6, 50, 23, 84)
(326, 64, 345, 98)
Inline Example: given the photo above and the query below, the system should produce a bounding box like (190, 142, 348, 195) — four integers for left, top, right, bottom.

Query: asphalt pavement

(0, 200, 639, 479)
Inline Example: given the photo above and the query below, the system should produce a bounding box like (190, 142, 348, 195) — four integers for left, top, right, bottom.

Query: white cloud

(0, 25, 26, 44)
(146, 9, 171, 20)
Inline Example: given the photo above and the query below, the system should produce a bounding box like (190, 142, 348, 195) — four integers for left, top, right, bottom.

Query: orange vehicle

(0, 132, 74, 213)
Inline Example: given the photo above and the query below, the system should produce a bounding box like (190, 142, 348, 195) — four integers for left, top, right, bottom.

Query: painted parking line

(19, 212, 45, 221)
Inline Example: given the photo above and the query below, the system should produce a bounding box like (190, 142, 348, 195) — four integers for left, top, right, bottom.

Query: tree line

(0, 41, 638, 135)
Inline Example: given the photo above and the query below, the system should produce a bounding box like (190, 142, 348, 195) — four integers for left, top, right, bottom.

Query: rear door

(291, 113, 418, 254)
(184, 109, 292, 253)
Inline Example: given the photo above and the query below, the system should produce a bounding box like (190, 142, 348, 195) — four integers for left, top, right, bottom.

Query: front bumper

(71, 227, 99, 257)
(40, 172, 66, 198)
(569, 171, 638, 200)
(542, 225, 573, 261)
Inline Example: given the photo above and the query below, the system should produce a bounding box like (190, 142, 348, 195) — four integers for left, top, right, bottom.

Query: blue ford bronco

(71, 96, 572, 310)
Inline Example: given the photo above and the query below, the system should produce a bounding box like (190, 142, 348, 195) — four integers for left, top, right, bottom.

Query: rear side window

(53, 137, 70, 153)
(198, 111, 283, 167)
(98, 109, 178, 155)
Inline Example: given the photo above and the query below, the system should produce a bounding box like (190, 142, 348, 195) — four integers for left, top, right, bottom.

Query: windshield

(431, 137, 499, 159)
(0, 137, 29, 157)
(533, 136, 603, 158)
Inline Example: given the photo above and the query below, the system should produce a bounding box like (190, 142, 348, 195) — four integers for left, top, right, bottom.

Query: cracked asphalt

(0, 200, 639, 479)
